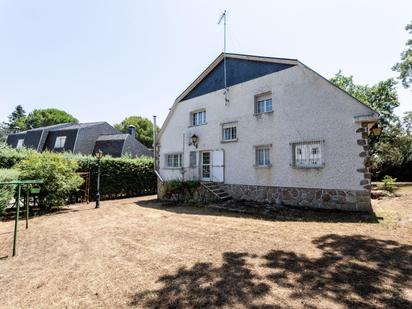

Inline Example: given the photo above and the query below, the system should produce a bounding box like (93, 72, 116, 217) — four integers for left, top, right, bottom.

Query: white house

(157, 53, 378, 211)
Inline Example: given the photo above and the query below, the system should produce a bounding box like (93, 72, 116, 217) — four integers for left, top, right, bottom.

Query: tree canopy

(3, 106, 78, 131)
(330, 71, 411, 180)
(4, 105, 27, 130)
(330, 71, 399, 125)
(393, 20, 412, 88)
(114, 116, 159, 148)
(25, 108, 78, 129)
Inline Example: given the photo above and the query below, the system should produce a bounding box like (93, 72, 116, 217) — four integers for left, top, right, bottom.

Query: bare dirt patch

(1, 193, 411, 308)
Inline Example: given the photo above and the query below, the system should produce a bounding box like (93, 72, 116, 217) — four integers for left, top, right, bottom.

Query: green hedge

(0, 146, 157, 205)
(0, 169, 19, 214)
(74, 155, 156, 200)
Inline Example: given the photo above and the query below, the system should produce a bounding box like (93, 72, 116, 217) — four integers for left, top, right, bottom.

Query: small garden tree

(16, 152, 83, 209)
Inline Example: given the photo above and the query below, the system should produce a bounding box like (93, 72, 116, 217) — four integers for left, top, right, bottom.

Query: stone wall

(223, 184, 372, 212)
(157, 180, 218, 204)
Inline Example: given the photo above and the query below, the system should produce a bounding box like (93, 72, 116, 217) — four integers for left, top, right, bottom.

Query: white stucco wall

(159, 64, 375, 191)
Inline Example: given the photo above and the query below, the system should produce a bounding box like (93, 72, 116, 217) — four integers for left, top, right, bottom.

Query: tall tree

(5, 105, 27, 130)
(393, 21, 412, 88)
(25, 108, 78, 129)
(403, 111, 412, 134)
(114, 116, 159, 148)
(330, 71, 400, 125)
(331, 72, 412, 180)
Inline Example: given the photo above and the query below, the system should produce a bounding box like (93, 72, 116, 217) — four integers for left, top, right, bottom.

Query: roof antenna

(218, 10, 229, 105)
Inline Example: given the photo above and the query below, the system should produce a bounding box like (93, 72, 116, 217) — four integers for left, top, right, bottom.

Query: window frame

(254, 145, 272, 168)
(190, 109, 207, 126)
(54, 136, 67, 149)
(221, 122, 238, 143)
(165, 153, 183, 169)
(254, 92, 273, 115)
(290, 140, 325, 169)
(16, 139, 24, 149)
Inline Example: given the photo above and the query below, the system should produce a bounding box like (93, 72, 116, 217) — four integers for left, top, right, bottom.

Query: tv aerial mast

(218, 10, 229, 105)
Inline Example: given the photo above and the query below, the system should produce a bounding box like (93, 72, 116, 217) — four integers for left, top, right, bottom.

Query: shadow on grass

(135, 198, 380, 224)
(0, 206, 82, 222)
(131, 234, 412, 309)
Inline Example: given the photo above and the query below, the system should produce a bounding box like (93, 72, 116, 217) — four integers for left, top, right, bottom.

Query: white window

(191, 110, 206, 126)
(16, 139, 24, 149)
(255, 93, 273, 114)
(166, 153, 182, 168)
(255, 146, 271, 167)
(292, 141, 323, 168)
(54, 136, 67, 149)
(222, 123, 237, 141)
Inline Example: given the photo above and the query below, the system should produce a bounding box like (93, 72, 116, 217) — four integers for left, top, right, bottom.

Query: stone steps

(201, 182, 232, 202)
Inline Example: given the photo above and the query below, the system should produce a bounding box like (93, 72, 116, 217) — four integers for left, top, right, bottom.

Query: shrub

(379, 175, 397, 193)
(0, 169, 19, 214)
(0, 144, 33, 169)
(160, 180, 201, 202)
(16, 152, 84, 209)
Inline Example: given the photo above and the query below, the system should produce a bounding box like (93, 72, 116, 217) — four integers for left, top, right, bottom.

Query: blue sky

(0, 0, 411, 126)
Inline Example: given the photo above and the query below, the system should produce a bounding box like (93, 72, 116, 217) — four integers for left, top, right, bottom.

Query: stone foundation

(223, 184, 372, 212)
(157, 180, 218, 203)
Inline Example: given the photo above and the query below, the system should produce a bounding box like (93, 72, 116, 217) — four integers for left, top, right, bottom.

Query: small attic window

(54, 136, 67, 149)
(16, 139, 24, 149)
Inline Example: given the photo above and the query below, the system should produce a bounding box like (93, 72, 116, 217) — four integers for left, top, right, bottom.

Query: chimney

(128, 125, 136, 138)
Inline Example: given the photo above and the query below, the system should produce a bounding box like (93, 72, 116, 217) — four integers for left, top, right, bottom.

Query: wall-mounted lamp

(190, 134, 199, 148)
(369, 123, 382, 138)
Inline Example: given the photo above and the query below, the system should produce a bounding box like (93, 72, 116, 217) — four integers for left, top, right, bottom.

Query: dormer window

(255, 92, 273, 114)
(16, 139, 24, 149)
(54, 136, 67, 149)
(191, 110, 206, 126)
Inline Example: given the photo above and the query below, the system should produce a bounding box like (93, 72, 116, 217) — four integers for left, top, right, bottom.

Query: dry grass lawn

(0, 191, 411, 309)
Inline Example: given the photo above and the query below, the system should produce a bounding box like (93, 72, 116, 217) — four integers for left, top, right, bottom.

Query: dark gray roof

(27, 123, 74, 131)
(52, 122, 107, 131)
(97, 134, 129, 141)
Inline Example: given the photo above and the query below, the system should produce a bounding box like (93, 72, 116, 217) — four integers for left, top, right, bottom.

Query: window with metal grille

(54, 136, 67, 149)
(292, 141, 323, 168)
(255, 146, 271, 167)
(166, 153, 182, 168)
(191, 110, 206, 126)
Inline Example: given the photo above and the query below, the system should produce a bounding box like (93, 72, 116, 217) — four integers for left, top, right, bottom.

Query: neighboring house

(6, 122, 150, 157)
(157, 53, 379, 212)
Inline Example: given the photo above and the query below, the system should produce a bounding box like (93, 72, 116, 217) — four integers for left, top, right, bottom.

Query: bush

(0, 169, 19, 214)
(16, 152, 84, 209)
(0, 145, 33, 169)
(379, 175, 397, 193)
(160, 180, 201, 202)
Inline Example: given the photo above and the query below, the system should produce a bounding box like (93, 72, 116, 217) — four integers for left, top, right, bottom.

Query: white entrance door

(201, 151, 211, 181)
(212, 150, 224, 182)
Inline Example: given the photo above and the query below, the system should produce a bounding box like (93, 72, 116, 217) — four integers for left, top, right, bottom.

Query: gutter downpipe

(152, 115, 164, 184)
